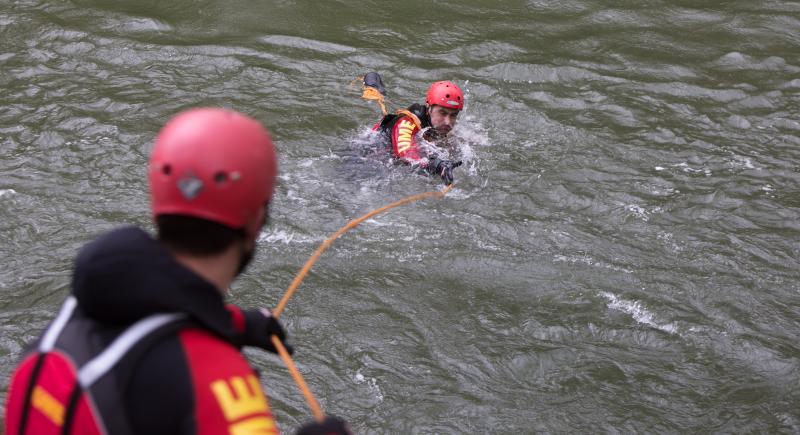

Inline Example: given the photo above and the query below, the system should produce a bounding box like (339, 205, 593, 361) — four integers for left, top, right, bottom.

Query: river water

(1, 0, 799, 433)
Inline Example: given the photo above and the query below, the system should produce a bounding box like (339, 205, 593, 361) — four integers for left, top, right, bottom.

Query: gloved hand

(363, 71, 386, 96)
(241, 308, 294, 355)
(428, 157, 463, 185)
(296, 415, 352, 435)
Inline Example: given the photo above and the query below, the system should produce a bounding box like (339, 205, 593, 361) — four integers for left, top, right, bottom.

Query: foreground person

(4, 108, 350, 435)
(368, 73, 465, 185)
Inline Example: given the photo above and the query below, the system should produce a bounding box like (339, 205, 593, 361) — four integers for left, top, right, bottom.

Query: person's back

(4, 108, 350, 435)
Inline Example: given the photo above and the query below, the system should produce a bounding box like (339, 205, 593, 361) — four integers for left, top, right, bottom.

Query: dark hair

(156, 215, 245, 256)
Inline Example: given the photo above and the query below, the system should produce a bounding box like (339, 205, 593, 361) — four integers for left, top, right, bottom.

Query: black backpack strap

(77, 313, 186, 389)
(72, 313, 189, 435)
(17, 353, 46, 435)
(59, 384, 82, 435)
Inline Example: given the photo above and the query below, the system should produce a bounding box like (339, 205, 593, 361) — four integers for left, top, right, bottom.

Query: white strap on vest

(39, 296, 78, 352)
(38, 295, 185, 388)
(78, 312, 185, 387)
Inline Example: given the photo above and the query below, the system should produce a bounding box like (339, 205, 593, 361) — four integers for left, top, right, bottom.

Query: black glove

(241, 309, 294, 355)
(363, 71, 386, 96)
(428, 157, 463, 185)
(296, 416, 352, 435)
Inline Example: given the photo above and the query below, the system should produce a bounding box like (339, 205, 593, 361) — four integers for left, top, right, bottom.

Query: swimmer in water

(367, 73, 464, 185)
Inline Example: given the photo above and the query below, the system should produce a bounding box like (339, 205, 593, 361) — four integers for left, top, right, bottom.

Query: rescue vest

(376, 103, 431, 136)
(5, 296, 188, 435)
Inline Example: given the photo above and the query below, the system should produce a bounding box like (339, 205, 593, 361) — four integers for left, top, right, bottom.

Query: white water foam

(354, 369, 384, 402)
(657, 231, 684, 252)
(624, 204, 663, 222)
(0, 189, 17, 197)
(671, 162, 712, 177)
(553, 254, 633, 274)
(729, 155, 758, 170)
(638, 182, 678, 197)
(257, 229, 319, 245)
(600, 291, 677, 334)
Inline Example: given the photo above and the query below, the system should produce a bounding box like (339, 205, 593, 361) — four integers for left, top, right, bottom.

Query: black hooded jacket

(8, 226, 280, 435)
(73, 227, 226, 433)
(72, 226, 238, 338)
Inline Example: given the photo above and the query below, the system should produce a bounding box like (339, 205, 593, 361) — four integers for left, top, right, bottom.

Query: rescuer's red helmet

(425, 81, 464, 110)
(148, 108, 277, 229)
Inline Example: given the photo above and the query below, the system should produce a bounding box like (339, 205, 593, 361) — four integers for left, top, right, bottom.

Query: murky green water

(2, 0, 799, 433)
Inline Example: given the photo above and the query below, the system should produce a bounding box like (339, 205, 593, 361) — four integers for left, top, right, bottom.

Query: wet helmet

(425, 81, 464, 110)
(148, 108, 278, 229)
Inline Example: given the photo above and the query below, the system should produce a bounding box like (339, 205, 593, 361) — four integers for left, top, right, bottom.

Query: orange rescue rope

(353, 75, 389, 115)
(361, 86, 387, 115)
(270, 184, 454, 422)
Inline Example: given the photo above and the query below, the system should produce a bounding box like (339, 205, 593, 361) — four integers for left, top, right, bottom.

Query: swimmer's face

(428, 105, 460, 136)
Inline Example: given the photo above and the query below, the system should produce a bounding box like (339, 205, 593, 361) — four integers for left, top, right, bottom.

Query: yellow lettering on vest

(210, 375, 269, 422)
(397, 137, 411, 153)
(31, 385, 65, 426)
(230, 416, 277, 435)
(398, 125, 414, 135)
(396, 119, 416, 153)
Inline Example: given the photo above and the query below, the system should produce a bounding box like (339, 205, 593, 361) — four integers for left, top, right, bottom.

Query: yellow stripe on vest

(32, 385, 65, 427)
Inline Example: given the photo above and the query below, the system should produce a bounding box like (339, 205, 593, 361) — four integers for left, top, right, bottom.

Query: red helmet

(426, 81, 464, 110)
(148, 108, 277, 229)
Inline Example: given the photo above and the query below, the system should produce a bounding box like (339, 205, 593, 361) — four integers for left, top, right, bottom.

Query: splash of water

(600, 291, 678, 334)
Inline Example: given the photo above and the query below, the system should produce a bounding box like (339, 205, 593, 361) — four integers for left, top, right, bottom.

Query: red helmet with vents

(148, 108, 277, 229)
(425, 81, 464, 110)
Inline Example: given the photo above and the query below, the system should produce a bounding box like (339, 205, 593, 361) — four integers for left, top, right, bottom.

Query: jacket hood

(71, 226, 235, 339)
(407, 103, 432, 128)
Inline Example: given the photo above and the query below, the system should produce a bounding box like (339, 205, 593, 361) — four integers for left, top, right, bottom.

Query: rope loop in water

(270, 184, 454, 422)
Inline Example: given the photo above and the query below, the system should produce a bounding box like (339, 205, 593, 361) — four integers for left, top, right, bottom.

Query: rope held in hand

(270, 184, 454, 422)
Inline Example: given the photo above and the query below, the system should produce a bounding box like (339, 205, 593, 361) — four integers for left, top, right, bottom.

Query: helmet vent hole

(213, 171, 228, 184)
(162, 164, 172, 175)
(445, 94, 450, 98)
